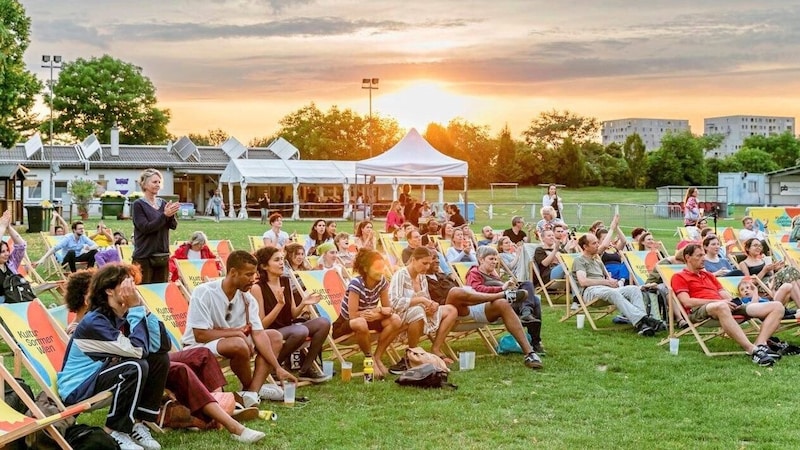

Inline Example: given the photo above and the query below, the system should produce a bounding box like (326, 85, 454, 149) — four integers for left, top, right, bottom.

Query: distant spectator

(683, 187, 700, 227)
(449, 205, 466, 227)
(503, 216, 528, 245)
(542, 184, 564, 219)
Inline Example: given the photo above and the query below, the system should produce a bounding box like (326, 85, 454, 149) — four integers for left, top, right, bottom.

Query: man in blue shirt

(34, 221, 98, 272)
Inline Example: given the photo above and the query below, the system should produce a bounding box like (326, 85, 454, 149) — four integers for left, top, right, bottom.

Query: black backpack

(65, 424, 121, 450)
(3, 273, 36, 303)
(395, 363, 457, 389)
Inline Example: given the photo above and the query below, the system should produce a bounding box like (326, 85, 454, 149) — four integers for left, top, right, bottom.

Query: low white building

(704, 115, 795, 158)
(601, 118, 690, 151)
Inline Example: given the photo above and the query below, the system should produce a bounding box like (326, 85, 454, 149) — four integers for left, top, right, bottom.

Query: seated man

(552, 223, 578, 253)
(183, 250, 295, 407)
(671, 243, 784, 366)
(572, 233, 665, 336)
(476, 226, 497, 247)
(738, 216, 770, 255)
(34, 220, 98, 272)
(503, 216, 528, 244)
(401, 229, 422, 265)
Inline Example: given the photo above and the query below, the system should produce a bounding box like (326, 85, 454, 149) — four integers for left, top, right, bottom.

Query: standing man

(182, 250, 296, 407)
(671, 243, 784, 366)
(34, 221, 98, 272)
(572, 233, 665, 336)
(503, 216, 528, 245)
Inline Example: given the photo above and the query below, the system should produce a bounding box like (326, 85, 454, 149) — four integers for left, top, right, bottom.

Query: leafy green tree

(50, 55, 170, 144)
(645, 131, 720, 187)
(622, 134, 647, 188)
(522, 109, 599, 150)
(494, 125, 517, 182)
(741, 132, 800, 169)
(271, 103, 402, 160)
(726, 148, 779, 173)
(0, 0, 43, 147)
(187, 128, 229, 146)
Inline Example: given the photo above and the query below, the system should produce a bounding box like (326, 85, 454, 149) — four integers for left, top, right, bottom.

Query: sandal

(232, 404, 260, 422)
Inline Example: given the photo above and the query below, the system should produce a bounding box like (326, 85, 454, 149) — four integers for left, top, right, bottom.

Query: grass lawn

(4, 188, 787, 450)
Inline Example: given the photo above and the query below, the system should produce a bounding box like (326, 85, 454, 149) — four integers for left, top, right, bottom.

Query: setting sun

(377, 80, 477, 131)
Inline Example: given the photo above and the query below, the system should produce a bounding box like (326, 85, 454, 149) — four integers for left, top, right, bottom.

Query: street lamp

(361, 78, 379, 157)
(42, 54, 62, 202)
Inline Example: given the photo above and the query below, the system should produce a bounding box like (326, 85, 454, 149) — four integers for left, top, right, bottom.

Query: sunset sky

(20, 0, 800, 144)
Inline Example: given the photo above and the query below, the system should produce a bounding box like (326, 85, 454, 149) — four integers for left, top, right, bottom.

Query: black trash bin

(26, 206, 53, 233)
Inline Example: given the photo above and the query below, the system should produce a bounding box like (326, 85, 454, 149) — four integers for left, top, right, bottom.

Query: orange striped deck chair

(136, 282, 191, 350)
(0, 356, 93, 449)
(622, 250, 663, 286)
(207, 239, 234, 267)
(0, 300, 111, 411)
(175, 258, 224, 293)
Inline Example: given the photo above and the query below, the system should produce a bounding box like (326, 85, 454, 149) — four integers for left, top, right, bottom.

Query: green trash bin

(726, 203, 734, 218)
(26, 206, 53, 233)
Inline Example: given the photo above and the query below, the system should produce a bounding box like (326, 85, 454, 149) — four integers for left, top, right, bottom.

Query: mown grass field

(4, 187, 787, 450)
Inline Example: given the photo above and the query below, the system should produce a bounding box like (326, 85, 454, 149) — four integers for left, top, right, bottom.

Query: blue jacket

(57, 306, 169, 404)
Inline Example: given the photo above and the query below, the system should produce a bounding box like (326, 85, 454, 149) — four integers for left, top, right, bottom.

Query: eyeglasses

(225, 301, 233, 321)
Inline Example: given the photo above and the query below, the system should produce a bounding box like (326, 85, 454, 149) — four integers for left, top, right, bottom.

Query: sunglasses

(225, 302, 233, 321)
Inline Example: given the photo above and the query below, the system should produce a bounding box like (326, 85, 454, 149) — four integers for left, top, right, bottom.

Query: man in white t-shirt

(183, 250, 295, 406)
(262, 212, 292, 249)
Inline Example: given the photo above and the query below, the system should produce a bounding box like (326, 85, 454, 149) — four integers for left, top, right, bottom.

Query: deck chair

(249, 236, 264, 252)
(0, 300, 111, 412)
(622, 250, 663, 286)
(0, 356, 93, 450)
(527, 244, 567, 307)
(437, 238, 452, 256)
(175, 258, 224, 293)
(557, 253, 618, 330)
(656, 265, 760, 356)
(207, 240, 234, 268)
(136, 282, 191, 350)
(38, 233, 85, 281)
(290, 269, 398, 365)
(449, 261, 477, 286)
(721, 227, 744, 255)
(118, 244, 135, 263)
(47, 304, 76, 332)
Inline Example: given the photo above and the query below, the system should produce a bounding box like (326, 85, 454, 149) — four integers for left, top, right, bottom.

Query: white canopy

(355, 128, 468, 177)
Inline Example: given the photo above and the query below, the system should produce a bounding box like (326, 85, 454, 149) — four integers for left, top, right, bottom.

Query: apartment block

(601, 118, 690, 151)
(704, 115, 795, 158)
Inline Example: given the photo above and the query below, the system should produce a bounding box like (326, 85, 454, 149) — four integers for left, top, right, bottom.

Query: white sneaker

(570, 301, 580, 311)
(232, 427, 266, 444)
(131, 423, 161, 450)
(258, 384, 284, 402)
(237, 390, 261, 408)
(110, 430, 144, 450)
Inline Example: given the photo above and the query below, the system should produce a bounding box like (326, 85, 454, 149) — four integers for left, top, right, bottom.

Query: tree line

(3, 0, 799, 189)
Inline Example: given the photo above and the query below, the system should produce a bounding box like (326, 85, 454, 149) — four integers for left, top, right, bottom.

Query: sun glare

(378, 80, 471, 131)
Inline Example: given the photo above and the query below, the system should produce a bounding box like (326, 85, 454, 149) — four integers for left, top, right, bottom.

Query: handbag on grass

(405, 347, 449, 372)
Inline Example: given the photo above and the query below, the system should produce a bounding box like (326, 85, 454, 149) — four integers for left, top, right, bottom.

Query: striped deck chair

(48, 304, 76, 332)
(656, 265, 764, 356)
(38, 233, 84, 281)
(0, 300, 111, 412)
(249, 235, 264, 252)
(0, 356, 94, 449)
(290, 269, 398, 365)
(622, 250, 663, 286)
(207, 239, 234, 268)
(175, 258, 224, 293)
(557, 253, 618, 330)
(6, 240, 66, 302)
(136, 282, 191, 350)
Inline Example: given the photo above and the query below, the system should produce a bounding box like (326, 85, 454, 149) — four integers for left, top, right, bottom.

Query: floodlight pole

(361, 78, 379, 157)
(42, 55, 62, 202)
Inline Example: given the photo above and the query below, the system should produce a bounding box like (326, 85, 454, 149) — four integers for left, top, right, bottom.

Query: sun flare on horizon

(377, 80, 476, 131)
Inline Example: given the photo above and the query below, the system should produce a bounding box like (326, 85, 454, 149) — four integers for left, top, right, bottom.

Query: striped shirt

(342, 276, 387, 320)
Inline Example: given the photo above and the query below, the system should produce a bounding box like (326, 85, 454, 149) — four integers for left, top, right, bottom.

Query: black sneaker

(769, 336, 800, 356)
(388, 357, 408, 375)
(635, 319, 655, 337)
(532, 342, 546, 356)
(505, 289, 527, 303)
(519, 307, 536, 324)
(751, 345, 776, 367)
(524, 352, 543, 370)
(645, 316, 668, 333)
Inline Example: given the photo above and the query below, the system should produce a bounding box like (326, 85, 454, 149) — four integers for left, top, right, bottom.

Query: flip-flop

(232, 405, 260, 422)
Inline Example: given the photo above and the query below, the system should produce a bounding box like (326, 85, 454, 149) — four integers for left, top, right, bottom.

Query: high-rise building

(601, 118, 690, 151)
(704, 115, 795, 158)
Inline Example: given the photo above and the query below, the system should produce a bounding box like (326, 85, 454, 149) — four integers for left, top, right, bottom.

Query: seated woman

(354, 220, 376, 251)
(334, 232, 355, 268)
(0, 211, 27, 304)
(315, 241, 347, 280)
(738, 238, 800, 300)
(284, 242, 311, 273)
(445, 228, 477, 263)
(388, 247, 459, 373)
(304, 219, 330, 256)
(466, 246, 545, 355)
(535, 206, 565, 238)
(325, 221, 338, 241)
(702, 235, 743, 277)
(449, 205, 466, 227)
(251, 247, 332, 383)
(533, 229, 566, 285)
(440, 222, 455, 241)
(57, 264, 171, 450)
(332, 249, 402, 379)
(637, 232, 667, 258)
(168, 231, 222, 282)
(497, 236, 523, 272)
(595, 214, 629, 284)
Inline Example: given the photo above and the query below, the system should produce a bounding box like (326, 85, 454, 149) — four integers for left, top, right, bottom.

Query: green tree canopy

(741, 132, 800, 169)
(645, 131, 721, 187)
(622, 134, 647, 188)
(50, 55, 170, 144)
(0, 0, 42, 147)
(522, 109, 599, 150)
(187, 128, 230, 146)
(270, 103, 403, 160)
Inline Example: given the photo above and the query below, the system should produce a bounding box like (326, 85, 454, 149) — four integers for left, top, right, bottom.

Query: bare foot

(373, 361, 388, 379)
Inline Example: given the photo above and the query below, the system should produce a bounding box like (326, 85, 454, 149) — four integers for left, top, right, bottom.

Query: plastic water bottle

(363, 356, 374, 383)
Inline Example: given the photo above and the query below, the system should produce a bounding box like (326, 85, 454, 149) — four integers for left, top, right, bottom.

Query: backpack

(3, 273, 36, 303)
(395, 363, 457, 389)
(405, 347, 450, 372)
(65, 424, 121, 450)
(25, 392, 76, 450)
